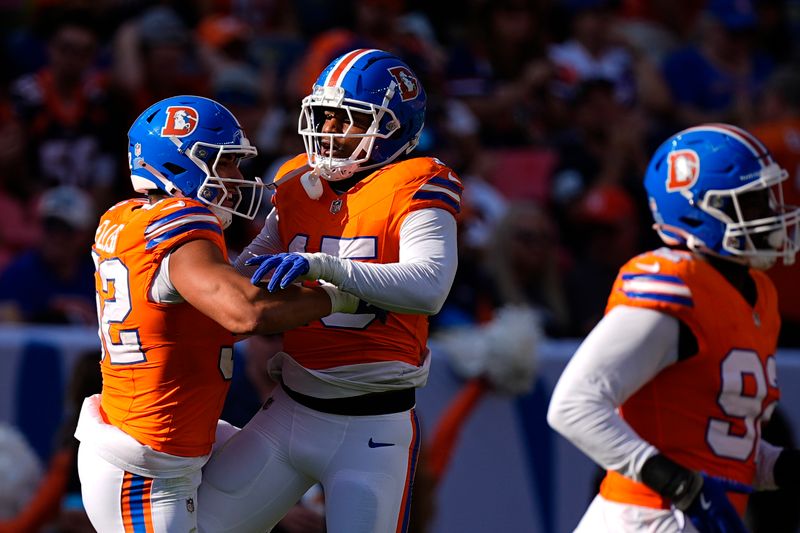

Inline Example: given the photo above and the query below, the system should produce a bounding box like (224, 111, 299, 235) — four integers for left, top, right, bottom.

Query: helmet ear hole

(163, 162, 187, 175)
(679, 216, 703, 228)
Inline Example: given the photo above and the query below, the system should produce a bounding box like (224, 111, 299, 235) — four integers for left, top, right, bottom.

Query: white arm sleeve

(233, 207, 458, 315)
(547, 305, 681, 481)
(332, 208, 457, 314)
(234, 208, 284, 272)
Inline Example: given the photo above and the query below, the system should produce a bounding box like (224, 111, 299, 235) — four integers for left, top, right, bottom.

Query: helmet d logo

(161, 106, 199, 137)
(388, 66, 419, 101)
(666, 150, 700, 192)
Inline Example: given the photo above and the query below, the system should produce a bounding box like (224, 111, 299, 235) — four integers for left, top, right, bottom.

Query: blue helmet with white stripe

(128, 95, 264, 228)
(298, 48, 427, 181)
(644, 123, 799, 269)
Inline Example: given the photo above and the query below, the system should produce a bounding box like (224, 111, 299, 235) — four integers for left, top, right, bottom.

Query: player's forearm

(323, 258, 454, 314)
(547, 375, 658, 480)
(548, 306, 681, 481)
(248, 285, 333, 335)
(191, 268, 331, 335)
(309, 209, 457, 314)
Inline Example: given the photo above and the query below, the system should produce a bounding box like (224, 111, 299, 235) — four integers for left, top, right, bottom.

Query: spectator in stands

(564, 183, 641, 336)
(444, 0, 555, 146)
(9, 9, 121, 210)
(0, 186, 97, 325)
(289, 0, 408, 103)
(548, 0, 637, 105)
(549, 78, 650, 219)
(0, 97, 40, 272)
(112, 5, 210, 112)
(661, 0, 774, 128)
(484, 200, 570, 337)
(196, 13, 254, 74)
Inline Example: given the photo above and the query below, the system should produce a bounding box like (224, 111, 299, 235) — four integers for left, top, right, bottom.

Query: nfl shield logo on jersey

(161, 106, 199, 137)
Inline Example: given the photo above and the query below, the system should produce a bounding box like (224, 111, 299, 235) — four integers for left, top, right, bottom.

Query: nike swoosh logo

(368, 438, 395, 448)
(634, 262, 660, 273)
(700, 494, 711, 511)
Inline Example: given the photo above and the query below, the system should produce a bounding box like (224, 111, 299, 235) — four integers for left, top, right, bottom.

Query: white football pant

(197, 385, 420, 533)
(78, 443, 201, 533)
(575, 494, 701, 532)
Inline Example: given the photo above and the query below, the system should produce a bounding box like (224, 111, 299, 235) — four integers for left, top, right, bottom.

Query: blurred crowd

(1, 0, 799, 346)
(0, 0, 798, 343)
(2, 1, 800, 531)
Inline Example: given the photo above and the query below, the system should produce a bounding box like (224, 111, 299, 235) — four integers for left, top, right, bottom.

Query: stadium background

(2, 0, 800, 531)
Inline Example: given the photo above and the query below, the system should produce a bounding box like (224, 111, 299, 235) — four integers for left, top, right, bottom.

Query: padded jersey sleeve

(406, 160, 463, 217)
(605, 249, 706, 350)
(143, 199, 227, 260)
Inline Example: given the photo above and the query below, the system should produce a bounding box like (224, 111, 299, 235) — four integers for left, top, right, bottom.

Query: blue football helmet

(298, 48, 426, 181)
(645, 123, 799, 269)
(128, 95, 264, 228)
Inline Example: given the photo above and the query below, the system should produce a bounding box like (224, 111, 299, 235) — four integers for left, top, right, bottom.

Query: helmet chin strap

(209, 205, 233, 229)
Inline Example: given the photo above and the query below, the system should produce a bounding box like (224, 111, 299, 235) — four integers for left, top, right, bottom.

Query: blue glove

(246, 253, 310, 292)
(684, 473, 752, 533)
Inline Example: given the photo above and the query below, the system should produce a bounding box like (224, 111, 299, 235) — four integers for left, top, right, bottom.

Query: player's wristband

(319, 284, 359, 314)
(774, 448, 800, 490)
(641, 454, 704, 511)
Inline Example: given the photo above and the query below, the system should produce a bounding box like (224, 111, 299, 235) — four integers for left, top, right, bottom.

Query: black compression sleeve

(640, 454, 704, 510)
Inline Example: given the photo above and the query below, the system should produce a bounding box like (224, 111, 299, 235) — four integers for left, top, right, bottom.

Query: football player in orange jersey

(196, 49, 461, 533)
(74, 95, 366, 533)
(548, 123, 800, 532)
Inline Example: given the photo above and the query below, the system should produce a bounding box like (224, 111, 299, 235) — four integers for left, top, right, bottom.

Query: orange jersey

(598, 248, 780, 514)
(93, 197, 235, 457)
(272, 154, 462, 370)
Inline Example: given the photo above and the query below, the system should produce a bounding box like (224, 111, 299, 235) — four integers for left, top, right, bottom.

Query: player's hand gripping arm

(168, 239, 360, 335)
(241, 208, 458, 315)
